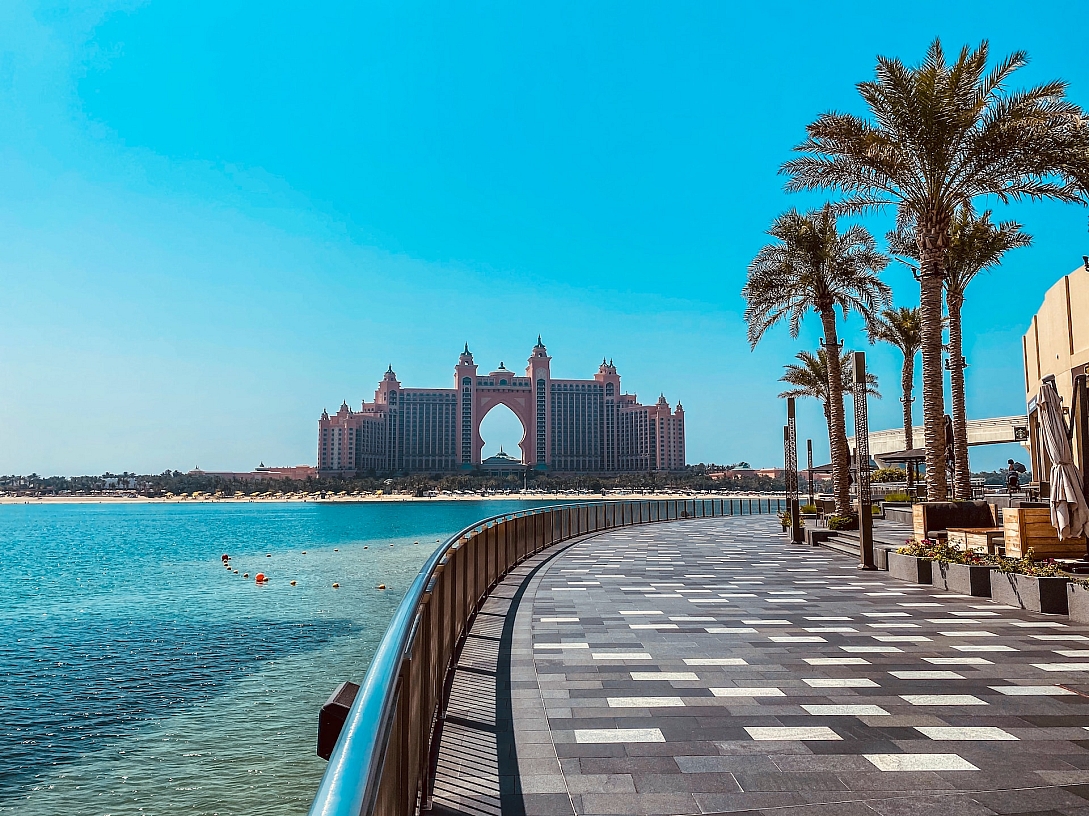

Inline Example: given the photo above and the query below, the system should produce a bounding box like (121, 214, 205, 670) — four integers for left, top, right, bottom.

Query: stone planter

(1067, 582, 1089, 623)
(805, 528, 836, 547)
(990, 571, 1069, 614)
(888, 552, 932, 584)
(931, 561, 995, 597)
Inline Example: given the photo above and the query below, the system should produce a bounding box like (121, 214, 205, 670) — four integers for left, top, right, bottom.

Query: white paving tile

(890, 671, 964, 680)
(901, 694, 987, 706)
(872, 635, 932, 642)
(803, 678, 879, 688)
(802, 704, 889, 716)
(952, 644, 1017, 652)
(630, 671, 700, 681)
(1032, 635, 1089, 641)
(841, 646, 903, 653)
(915, 726, 1018, 741)
(989, 685, 1075, 695)
(924, 657, 993, 665)
(684, 657, 747, 666)
(709, 687, 784, 697)
(865, 754, 978, 771)
(1010, 621, 1067, 627)
(540, 617, 580, 622)
(805, 657, 871, 665)
(534, 643, 589, 649)
(705, 627, 758, 634)
(745, 726, 841, 741)
(591, 652, 652, 660)
(770, 636, 826, 643)
(1033, 663, 1089, 671)
(574, 728, 665, 744)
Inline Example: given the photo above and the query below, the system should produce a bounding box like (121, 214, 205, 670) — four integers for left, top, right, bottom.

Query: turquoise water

(0, 500, 553, 815)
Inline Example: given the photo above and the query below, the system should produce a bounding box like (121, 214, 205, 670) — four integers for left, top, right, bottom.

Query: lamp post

(807, 439, 814, 508)
(852, 351, 876, 570)
(785, 397, 802, 543)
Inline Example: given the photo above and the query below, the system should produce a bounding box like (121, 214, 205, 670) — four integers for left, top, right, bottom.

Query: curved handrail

(308, 497, 785, 816)
(308, 504, 559, 816)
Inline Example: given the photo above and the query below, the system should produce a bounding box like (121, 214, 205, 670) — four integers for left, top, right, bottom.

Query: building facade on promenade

(1022, 263, 1089, 486)
(318, 338, 685, 476)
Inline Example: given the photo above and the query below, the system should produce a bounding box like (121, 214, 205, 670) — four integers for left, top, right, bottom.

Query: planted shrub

(897, 539, 992, 566)
(872, 467, 908, 483)
(828, 514, 858, 531)
(993, 550, 1069, 577)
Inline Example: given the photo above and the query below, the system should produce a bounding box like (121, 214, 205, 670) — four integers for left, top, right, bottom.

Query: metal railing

(308, 497, 785, 816)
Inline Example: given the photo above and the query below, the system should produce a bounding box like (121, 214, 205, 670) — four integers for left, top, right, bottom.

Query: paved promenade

(431, 517, 1089, 816)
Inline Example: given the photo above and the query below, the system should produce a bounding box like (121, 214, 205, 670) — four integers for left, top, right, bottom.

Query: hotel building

(318, 338, 685, 476)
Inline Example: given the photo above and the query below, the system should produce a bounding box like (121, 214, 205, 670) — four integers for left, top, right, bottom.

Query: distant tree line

(0, 463, 1027, 498)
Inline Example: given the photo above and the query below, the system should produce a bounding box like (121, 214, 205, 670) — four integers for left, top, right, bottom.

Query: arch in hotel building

(317, 338, 685, 476)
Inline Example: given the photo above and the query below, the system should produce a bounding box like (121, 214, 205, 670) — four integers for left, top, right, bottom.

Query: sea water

(0, 500, 552, 815)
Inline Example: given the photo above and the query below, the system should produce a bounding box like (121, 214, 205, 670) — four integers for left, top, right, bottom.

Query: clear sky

(1, 0, 1087, 475)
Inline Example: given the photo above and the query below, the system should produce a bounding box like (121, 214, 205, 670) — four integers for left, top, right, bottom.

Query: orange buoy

(255, 573, 266, 583)
(221, 554, 230, 562)
(332, 582, 340, 589)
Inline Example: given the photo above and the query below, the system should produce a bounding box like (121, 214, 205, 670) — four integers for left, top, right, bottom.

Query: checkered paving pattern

(432, 517, 1089, 816)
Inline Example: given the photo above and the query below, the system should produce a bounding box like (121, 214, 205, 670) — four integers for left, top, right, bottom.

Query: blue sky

(1, 0, 1087, 475)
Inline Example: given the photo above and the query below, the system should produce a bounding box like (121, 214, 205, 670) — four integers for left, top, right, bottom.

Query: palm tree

(867, 307, 922, 488)
(745, 205, 890, 513)
(782, 39, 1089, 501)
(888, 211, 1031, 498)
(780, 349, 881, 495)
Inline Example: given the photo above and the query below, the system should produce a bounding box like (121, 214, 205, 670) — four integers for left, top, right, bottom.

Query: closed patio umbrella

(1038, 378, 1089, 540)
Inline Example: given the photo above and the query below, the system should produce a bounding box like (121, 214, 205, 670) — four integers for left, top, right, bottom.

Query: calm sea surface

(0, 500, 554, 815)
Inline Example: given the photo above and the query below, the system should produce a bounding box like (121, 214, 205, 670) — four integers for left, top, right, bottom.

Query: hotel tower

(318, 339, 685, 476)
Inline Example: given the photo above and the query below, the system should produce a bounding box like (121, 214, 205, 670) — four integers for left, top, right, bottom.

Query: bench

(912, 501, 996, 543)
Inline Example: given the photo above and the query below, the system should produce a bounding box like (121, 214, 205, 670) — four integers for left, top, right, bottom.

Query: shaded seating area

(911, 500, 997, 543)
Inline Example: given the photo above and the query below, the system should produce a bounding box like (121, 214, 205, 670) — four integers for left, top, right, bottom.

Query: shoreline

(0, 491, 783, 506)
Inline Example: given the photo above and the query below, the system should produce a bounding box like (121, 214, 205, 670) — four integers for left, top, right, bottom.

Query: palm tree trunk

(947, 293, 971, 499)
(917, 218, 949, 501)
(820, 310, 851, 514)
(901, 354, 914, 490)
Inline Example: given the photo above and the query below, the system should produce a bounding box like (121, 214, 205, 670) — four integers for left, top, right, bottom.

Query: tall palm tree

(783, 39, 1089, 501)
(888, 211, 1031, 498)
(780, 349, 881, 495)
(745, 205, 890, 513)
(867, 307, 922, 488)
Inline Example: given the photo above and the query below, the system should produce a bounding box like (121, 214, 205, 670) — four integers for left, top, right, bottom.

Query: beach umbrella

(1038, 379, 1089, 540)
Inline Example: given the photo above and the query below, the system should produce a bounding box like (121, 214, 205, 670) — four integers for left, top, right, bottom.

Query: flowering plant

(896, 539, 993, 565)
(993, 550, 1069, 577)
